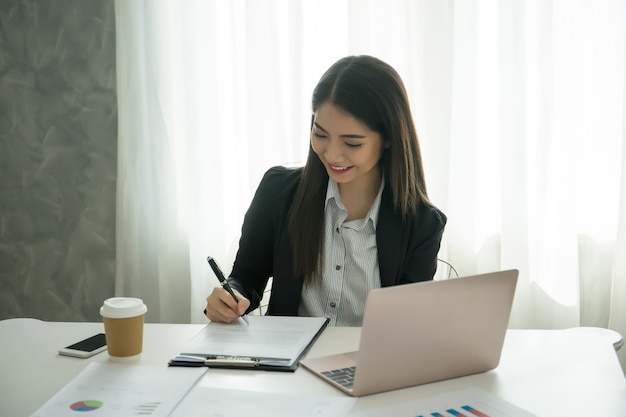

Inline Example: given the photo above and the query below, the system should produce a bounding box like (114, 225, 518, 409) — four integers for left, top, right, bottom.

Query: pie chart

(69, 400, 103, 412)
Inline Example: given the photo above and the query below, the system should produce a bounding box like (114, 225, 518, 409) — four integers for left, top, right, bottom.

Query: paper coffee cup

(100, 297, 147, 361)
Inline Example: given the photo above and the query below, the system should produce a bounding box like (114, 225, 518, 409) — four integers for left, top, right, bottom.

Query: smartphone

(58, 333, 107, 358)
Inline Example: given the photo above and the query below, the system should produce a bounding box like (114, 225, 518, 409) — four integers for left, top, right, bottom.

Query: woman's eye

(313, 133, 327, 139)
(346, 143, 362, 148)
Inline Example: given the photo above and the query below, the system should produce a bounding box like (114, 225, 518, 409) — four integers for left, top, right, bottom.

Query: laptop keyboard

(321, 366, 356, 389)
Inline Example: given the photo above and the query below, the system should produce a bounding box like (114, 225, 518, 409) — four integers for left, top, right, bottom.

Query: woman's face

(311, 102, 386, 191)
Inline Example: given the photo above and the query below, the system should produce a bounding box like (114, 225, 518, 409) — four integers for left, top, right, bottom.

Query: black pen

(207, 256, 249, 324)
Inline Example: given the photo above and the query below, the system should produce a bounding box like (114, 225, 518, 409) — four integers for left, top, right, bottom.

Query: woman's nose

(324, 138, 343, 162)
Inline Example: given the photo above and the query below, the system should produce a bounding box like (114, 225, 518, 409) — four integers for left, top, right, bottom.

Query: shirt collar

(324, 177, 385, 228)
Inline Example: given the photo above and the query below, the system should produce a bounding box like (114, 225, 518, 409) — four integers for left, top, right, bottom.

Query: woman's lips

(329, 164, 353, 174)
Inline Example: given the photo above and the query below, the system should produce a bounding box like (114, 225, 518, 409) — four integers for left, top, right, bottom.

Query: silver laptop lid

(350, 269, 519, 396)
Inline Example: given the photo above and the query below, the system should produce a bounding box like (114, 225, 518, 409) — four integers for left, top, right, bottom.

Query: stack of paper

(169, 315, 329, 371)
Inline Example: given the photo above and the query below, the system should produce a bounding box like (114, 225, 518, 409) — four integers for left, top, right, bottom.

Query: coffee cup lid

(100, 297, 147, 319)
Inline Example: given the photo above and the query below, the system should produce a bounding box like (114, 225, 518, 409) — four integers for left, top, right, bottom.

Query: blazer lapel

(376, 186, 403, 287)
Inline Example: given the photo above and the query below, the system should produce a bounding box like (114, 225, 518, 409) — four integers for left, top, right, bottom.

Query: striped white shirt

(298, 179, 384, 326)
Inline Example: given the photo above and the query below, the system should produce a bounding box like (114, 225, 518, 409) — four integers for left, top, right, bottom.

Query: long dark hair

(287, 55, 431, 285)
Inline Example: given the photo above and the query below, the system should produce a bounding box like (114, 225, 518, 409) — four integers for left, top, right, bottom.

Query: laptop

(300, 269, 519, 397)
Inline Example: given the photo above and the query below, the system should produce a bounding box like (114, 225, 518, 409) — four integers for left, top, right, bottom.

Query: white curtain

(114, 0, 626, 367)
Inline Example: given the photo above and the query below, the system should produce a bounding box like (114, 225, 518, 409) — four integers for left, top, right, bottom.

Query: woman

(205, 55, 446, 326)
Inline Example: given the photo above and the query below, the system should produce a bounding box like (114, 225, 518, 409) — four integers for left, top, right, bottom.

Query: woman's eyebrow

(313, 122, 329, 133)
(313, 122, 367, 139)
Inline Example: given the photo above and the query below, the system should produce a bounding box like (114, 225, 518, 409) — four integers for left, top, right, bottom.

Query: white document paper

(170, 385, 356, 417)
(30, 362, 206, 417)
(174, 315, 328, 367)
(348, 387, 537, 417)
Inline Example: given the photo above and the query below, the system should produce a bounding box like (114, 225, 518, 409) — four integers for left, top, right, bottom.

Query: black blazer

(228, 166, 447, 316)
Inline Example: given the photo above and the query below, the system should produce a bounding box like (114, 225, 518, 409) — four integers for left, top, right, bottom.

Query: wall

(0, 0, 117, 321)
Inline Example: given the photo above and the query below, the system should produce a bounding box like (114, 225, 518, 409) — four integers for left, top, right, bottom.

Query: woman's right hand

(204, 287, 251, 323)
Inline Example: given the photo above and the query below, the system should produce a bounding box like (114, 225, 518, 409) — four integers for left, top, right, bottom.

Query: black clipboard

(168, 316, 329, 372)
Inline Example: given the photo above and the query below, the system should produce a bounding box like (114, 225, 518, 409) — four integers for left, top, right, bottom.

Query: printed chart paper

(348, 387, 536, 417)
(30, 362, 206, 417)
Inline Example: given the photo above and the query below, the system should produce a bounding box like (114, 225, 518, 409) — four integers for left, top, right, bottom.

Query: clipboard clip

(204, 356, 259, 367)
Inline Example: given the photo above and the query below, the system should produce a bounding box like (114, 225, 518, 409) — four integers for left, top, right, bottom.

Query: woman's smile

(329, 164, 353, 174)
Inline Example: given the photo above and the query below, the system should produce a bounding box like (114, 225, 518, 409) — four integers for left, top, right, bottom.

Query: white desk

(1, 318, 625, 416)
